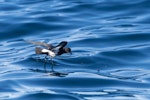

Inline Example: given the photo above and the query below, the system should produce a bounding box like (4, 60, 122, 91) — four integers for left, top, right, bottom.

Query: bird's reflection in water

(29, 68, 68, 77)
(49, 71, 68, 77)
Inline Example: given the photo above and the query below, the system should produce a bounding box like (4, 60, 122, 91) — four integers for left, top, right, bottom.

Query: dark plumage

(57, 47, 71, 55)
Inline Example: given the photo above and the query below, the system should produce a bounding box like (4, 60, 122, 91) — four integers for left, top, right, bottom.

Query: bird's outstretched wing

(51, 41, 67, 52)
(53, 41, 67, 49)
(25, 40, 54, 49)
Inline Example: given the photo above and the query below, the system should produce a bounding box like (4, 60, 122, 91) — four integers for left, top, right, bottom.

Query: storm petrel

(26, 40, 71, 72)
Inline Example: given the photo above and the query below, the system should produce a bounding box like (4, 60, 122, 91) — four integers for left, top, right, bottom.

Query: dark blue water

(0, 0, 150, 99)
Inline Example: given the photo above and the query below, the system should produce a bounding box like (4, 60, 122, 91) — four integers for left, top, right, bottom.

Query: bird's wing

(50, 41, 67, 54)
(25, 40, 54, 49)
(53, 41, 67, 49)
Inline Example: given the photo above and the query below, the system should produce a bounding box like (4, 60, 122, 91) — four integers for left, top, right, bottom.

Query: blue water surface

(0, 0, 150, 100)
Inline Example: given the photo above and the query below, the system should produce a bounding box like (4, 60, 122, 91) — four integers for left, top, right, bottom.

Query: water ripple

(0, 0, 150, 100)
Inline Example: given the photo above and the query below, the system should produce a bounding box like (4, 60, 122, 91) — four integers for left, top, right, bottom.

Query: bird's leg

(50, 57, 54, 72)
(44, 55, 48, 72)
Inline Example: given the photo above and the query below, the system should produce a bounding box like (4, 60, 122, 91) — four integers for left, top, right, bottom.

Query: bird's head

(64, 47, 72, 54)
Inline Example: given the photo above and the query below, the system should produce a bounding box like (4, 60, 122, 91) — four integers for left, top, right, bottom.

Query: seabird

(26, 40, 71, 72)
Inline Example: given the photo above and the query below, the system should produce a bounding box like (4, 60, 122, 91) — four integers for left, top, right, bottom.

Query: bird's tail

(35, 47, 43, 54)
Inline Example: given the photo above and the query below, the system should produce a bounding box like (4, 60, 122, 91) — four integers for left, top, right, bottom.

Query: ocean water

(0, 0, 150, 100)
